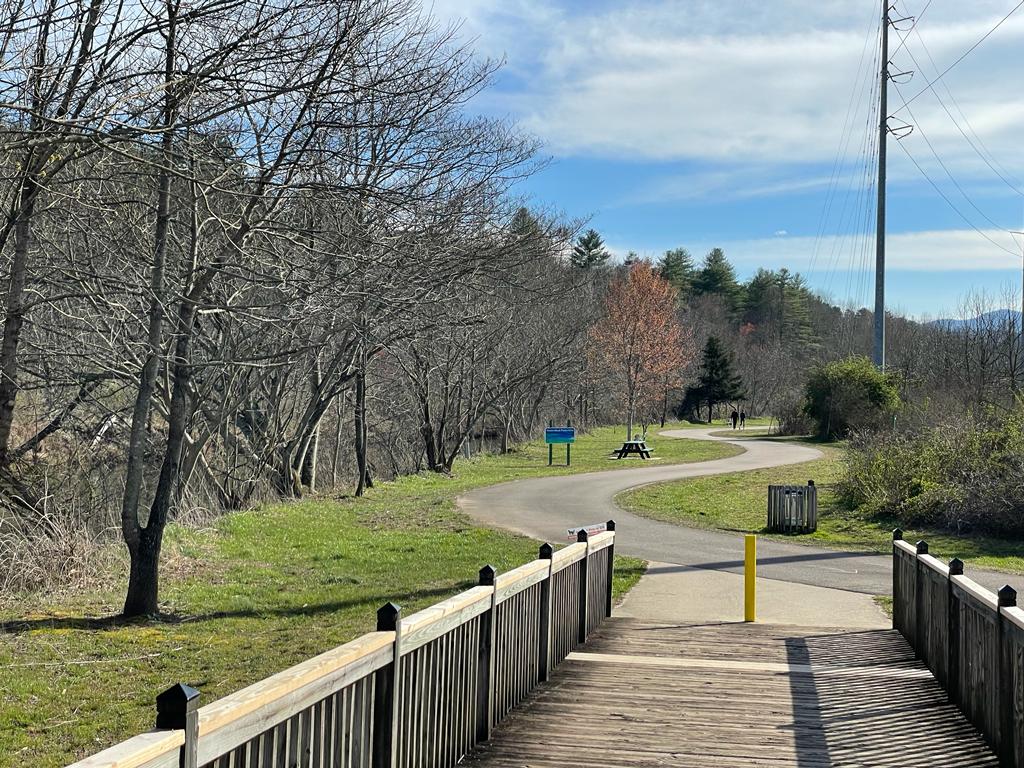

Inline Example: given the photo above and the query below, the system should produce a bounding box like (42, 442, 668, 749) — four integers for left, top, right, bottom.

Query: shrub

(775, 392, 813, 436)
(803, 356, 900, 440)
(840, 407, 1024, 536)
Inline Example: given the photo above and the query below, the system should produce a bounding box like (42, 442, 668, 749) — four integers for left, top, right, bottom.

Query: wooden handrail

(551, 542, 587, 573)
(195, 632, 394, 762)
(64, 731, 182, 768)
(893, 539, 917, 556)
(918, 553, 949, 576)
(951, 575, 998, 611)
(400, 585, 492, 653)
(63, 528, 617, 768)
(1002, 605, 1024, 632)
(892, 539, 1020, 763)
(495, 559, 549, 604)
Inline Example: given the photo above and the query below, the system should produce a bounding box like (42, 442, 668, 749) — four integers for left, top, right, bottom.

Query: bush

(803, 356, 899, 439)
(840, 407, 1024, 536)
(775, 391, 813, 436)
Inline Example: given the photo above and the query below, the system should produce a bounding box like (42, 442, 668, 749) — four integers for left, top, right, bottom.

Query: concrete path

(617, 561, 887, 627)
(458, 427, 1022, 609)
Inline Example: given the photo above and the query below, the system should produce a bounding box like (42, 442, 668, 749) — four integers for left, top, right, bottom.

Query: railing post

(998, 584, 1017, 767)
(476, 565, 497, 743)
(605, 520, 616, 618)
(892, 529, 903, 632)
(155, 683, 200, 768)
(577, 529, 590, 645)
(538, 544, 553, 682)
(914, 540, 928, 657)
(947, 558, 963, 707)
(372, 602, 401, 768)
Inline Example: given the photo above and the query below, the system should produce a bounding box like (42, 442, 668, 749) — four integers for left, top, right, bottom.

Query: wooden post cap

(606, 520, 616, 531)
(892, 528, 903, 540)
(949, 558, 964, 576)
(376, 602, 401, 631)
(155, 683, 200, 730)
(577, 528, 589, 543)
(999, 585, 1017, 607)
(915, 540, 929, 554)
(479, 565, 497, 586)
(539, 543, 553, 559)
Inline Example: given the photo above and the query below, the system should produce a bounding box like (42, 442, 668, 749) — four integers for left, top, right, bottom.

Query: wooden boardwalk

(465, 618, 998, 767)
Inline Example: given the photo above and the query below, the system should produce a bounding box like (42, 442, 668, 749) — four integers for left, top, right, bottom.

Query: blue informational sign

(544, 427, 576, 444)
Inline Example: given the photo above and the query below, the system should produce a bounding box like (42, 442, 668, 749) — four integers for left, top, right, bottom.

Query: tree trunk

(124, 296, 195, 617)
(123, 528, 162, 616)
(332, 397, 343, 488)
(354, 357, 371, 496)
(626, 392, 635, 440)
(121, 1, 177, 617)
(302, 427, 319, 491)
(0, 177, 38, 466)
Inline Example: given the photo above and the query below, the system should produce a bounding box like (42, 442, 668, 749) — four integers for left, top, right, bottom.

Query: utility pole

(873, 0, 890, 369)
(1013, 231, 1024, 329)
(1012, 230, 1024, 394)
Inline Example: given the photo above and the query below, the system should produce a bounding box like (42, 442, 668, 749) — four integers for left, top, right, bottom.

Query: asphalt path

(458, 427, 1022, 596)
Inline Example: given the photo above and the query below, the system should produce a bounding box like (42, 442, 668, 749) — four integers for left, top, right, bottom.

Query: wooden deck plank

(464, 618, 998, 767)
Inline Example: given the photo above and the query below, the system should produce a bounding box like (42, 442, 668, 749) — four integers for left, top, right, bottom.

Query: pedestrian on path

(740, 410, 746, 429)
(731, 409, 738, 429)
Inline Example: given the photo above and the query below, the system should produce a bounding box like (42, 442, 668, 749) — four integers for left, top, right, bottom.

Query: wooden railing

(66, 523, 617, 768)
(892, 529, 1021, 767)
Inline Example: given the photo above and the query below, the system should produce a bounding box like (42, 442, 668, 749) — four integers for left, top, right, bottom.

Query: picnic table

(614, 439, 652, 459)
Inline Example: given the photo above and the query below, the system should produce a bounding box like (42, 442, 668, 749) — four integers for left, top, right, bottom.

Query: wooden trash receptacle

(767, 481, 817, 534)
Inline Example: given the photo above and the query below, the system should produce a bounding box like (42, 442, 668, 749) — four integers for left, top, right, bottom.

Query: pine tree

(689, 336, 745, 422)
(692, 248, 741, 306)
(658, 247, 696, 295)
(623, 250, 641, 266)
(742, 268, 816, 348)
(571, 228, 611, 268)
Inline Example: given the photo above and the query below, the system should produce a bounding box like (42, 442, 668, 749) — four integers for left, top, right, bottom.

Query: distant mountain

(929, 309, 1023, 331)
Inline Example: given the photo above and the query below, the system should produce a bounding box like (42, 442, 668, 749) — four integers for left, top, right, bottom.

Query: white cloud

(693, 227, 1023, 274)
(432, 1, 1024, 182)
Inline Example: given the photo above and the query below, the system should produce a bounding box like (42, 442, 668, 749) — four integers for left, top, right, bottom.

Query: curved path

(459, 427, 1020, 596)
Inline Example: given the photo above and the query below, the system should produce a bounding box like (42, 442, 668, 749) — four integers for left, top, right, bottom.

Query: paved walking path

(459, 427, 1021, 613)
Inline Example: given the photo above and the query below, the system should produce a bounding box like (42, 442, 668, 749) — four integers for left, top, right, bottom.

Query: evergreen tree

(742, 268, 816, 348)
(687, 336, 745, 422)
(571, 228, 611, 268)
(777, 269, 816, 348)
(623, 250, 641, 266)
(692, 247, 741, 306)
(658, 247, 696, 294)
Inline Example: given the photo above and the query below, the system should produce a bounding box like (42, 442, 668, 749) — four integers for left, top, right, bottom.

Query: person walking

(730, 409, 739, 429)
(740, 410, 746, 430)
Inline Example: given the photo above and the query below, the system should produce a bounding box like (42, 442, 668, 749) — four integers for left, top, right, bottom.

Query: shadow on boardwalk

(467, 620, 997, 767)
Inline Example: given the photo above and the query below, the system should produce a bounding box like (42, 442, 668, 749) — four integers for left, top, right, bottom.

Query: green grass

(619, 443, 1024, 574)
(0, 421, 732, 767)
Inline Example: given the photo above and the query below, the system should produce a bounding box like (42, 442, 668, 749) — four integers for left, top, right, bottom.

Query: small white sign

(566, 522, 607, 541)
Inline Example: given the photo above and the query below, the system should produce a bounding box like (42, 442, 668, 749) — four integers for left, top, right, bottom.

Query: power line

(898, 23, 1024, 196)
(893, 0, 1024, 113)
(893, 83, 1013, 233)
(893, 136, 1020, 257)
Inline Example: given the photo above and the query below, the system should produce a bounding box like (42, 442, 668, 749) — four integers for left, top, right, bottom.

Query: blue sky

(431, 0, 1024, 317)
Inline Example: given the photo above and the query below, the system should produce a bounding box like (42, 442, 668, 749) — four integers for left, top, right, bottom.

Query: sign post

(544, 424, 576, 466)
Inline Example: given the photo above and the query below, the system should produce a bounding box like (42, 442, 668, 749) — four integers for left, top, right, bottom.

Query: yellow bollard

(744, 534, 756, 622)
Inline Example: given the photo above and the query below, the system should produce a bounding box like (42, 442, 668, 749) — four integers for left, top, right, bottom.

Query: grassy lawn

(0, 422, 732, 767)
(619, 443, 1024, 574)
